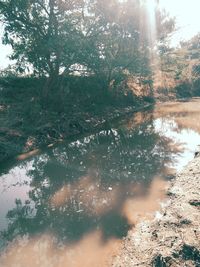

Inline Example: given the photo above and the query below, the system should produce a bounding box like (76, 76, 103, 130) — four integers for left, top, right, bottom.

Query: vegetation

(155, 33, 200, 98)
(0, 0, 177, 161)
(0, 0, 199, 162)
(0, 0, 174, 91)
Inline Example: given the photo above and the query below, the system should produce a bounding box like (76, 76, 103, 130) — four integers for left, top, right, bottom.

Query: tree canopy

(0, 0, 175, 91)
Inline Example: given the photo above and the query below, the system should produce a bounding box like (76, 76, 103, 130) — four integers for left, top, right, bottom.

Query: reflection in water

(50, 173, 121, 217)
(0, 165, 32, 231)
(0, 100, 200, 266)
(122, 177, 168, 225)
(154, 98, 200, 133)
(154, 118, 200, 171)
(0, 231, 121, 267)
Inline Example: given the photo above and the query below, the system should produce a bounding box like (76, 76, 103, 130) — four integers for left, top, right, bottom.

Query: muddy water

(0, 99, 200, 267)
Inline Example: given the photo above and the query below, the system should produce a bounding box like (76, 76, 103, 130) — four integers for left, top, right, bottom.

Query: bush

(192, 79, 200, 96)
(175, 82, 192, 98)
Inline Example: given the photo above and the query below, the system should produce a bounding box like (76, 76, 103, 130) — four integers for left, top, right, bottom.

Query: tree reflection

(0, 111, 175, 247)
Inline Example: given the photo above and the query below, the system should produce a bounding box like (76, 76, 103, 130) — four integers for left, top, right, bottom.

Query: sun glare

(145, 0, 156, 20)
(143, 0, 157, 48)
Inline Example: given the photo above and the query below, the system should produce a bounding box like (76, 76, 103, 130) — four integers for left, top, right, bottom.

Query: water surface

(0, 99, 200, 267)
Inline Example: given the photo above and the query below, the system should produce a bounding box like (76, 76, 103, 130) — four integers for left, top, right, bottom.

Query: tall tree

(0, 0, 175, 95)
(0, 0, 83, 81)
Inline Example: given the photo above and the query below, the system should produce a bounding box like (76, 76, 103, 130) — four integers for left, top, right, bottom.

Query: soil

(112, 151, 200, 267)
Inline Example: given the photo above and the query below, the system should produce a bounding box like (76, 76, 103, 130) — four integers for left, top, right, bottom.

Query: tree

(77, 0, 176, 89)
(0, 0, 175, 96)
(78, 0, 151, 89)
(0, 0, 84, 85)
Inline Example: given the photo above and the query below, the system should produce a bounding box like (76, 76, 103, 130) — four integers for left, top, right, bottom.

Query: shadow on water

(1, 100, 200, 266)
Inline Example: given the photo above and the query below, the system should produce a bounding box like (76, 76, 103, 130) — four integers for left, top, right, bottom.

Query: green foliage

(78, 0, 151, 85)
(0, 0, 175, 96)
(175, 82, 192, 98)
(0, 0, 83, 77)
(157, 32, 200, 98)
(172, 33, 200, 97)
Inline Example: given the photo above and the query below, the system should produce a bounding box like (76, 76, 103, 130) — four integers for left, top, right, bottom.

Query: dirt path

(112, 152, 200, 267)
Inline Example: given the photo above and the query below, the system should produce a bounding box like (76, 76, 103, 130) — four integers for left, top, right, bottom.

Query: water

(0, 99, 200, 267)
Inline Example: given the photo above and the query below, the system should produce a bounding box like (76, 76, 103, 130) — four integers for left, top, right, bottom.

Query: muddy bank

(112, 151, 200, 267)
(0, 76, 154, 164)
(0, 102, 152, 166)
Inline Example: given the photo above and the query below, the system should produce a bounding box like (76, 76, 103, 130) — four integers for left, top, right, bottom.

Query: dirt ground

(112, 151, 200, 267)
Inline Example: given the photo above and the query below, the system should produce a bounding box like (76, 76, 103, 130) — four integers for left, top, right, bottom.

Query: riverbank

(112, 151, 200, 266)
(0, 100, 152, 164)
(0, 77, 154, 164)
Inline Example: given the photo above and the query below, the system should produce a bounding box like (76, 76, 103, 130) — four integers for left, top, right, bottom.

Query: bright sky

(0, 0, 200, 69)
(0, 25, 13, 69)
(159, 0, 200, 45)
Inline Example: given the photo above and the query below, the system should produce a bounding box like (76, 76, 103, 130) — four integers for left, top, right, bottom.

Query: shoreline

(112, 152, 200, 266)
(0, 102, 152, 172)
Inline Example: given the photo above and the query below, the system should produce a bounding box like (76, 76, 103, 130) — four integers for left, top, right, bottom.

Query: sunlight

(145, 0, 156, 25)
(145, 0, 157, 47)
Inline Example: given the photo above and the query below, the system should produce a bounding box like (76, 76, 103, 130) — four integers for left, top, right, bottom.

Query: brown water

(0, 99, 200, 267)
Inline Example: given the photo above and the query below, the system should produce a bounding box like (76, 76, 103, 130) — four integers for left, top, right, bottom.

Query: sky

(0, 25, 13, 69)
(159, 0, 200, 45)
(0, 0, 200, 69)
